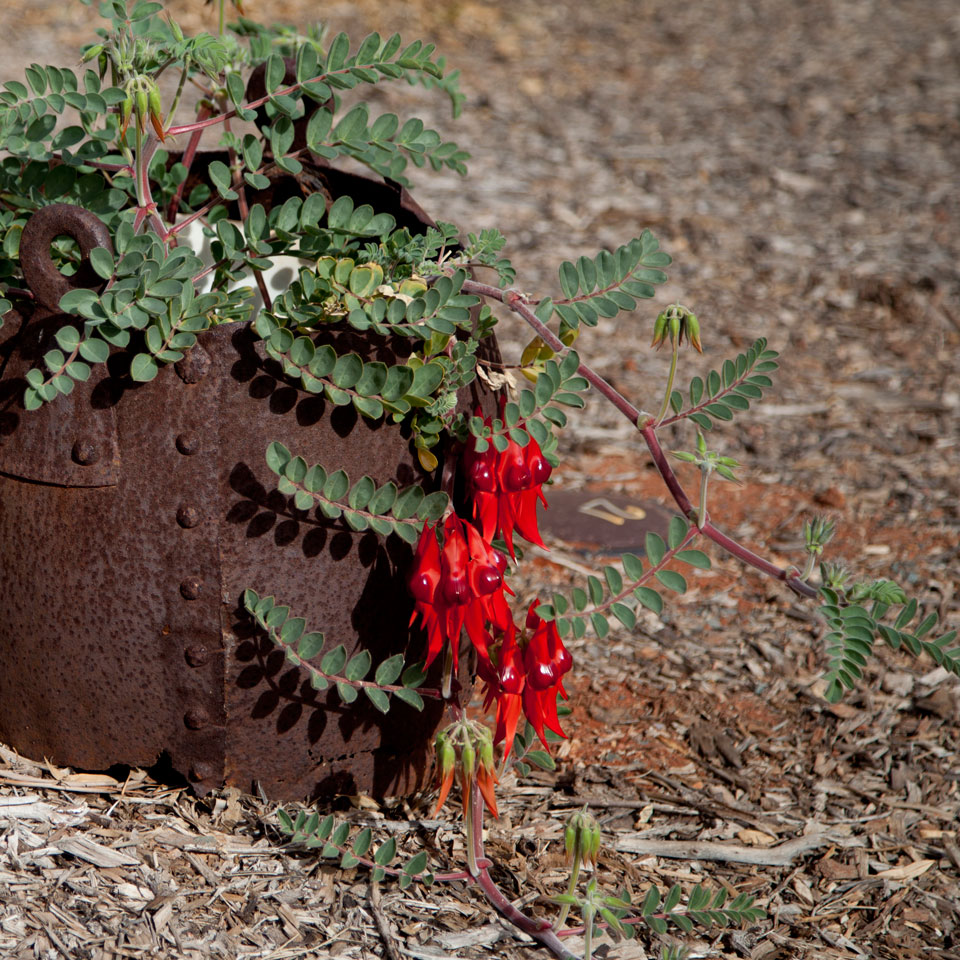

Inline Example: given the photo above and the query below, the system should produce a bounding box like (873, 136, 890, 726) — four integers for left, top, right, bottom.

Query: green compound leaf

(667, 516, 689, 549)
(591, 612, 610, 639)
(129, 352, 158, 382)
(525, 750, 556, 771)
(655, 570, 687, 594)
(320, 644, 347, 675)
(393, 687, 424, 710)
(645, 532, 666, 566)
(374, 653, 404, 685)
(374, 836, 397, 866)
(610, 603, 636, 629)
(344, 649, 372, 681)
(266, 441, 292, 474)
(404, 851, 428, 876)
(604, 565, 623, 595)
(634, 586, 663, 615)
(297, 632, 325, 659)
(676, 549, 711, 569)
(364, 687, 390, 713)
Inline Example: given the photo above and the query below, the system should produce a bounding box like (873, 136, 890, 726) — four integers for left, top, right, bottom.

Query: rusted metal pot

(0, 165, 493, 801)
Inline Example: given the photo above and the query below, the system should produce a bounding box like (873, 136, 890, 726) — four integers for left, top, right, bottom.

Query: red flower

(478, 621, 526, 753)
(465, 409, 552, 558)
(409, 514, 511, 671)
(478, 601, 573, 757)
(521, 602, 572, 747)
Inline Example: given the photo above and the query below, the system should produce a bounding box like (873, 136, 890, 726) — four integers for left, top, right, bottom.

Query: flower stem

(555, 857, 580, 930)
(441, 641, 454, 701)
(165, 107, 211, 221)
(698, 464, 710, 530)
(464, 781, 580, 960)
(655, 335, 679, 424)
(167, 63, 190, 126)
(583, 904, 595, 960)
(464, 780, 478, 877)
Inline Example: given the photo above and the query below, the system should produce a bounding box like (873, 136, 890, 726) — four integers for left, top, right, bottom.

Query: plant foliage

(243, 588, 429, 712)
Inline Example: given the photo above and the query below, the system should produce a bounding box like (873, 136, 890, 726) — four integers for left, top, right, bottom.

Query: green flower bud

(436, 732, 455, 777)
(460, 740, 475, 780)
(120, 91, 133, 133)
(147, 80, 162, 119)
(134, 86, 149, 133)
(652, 303, 702, 353)
(651, 311, 669, 349)
(564, 822, 576, 858)
(81, 43, 105, 64)
(566, 809, 601, 866)
(686, 312, 702, 352)
(668, 312, 681, 340)
(479, 738, 494, 774)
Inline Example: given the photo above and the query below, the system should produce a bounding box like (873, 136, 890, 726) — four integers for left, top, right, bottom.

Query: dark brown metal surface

(19, 203, 112, 311)
(539, 491, 676, 556)
(0, 167, 498, 801)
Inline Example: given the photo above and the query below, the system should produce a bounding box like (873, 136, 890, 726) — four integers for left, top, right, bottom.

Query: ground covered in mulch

(1, 0, 958, 957)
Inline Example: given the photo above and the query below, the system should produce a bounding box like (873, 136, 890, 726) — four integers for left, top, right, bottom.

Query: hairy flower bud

(436, 732, 455, 776)
(134, 86, 149, 134)
(652, 302, 702, 353)
(460, 739, 475, 780)
(566, 808, 601, 867)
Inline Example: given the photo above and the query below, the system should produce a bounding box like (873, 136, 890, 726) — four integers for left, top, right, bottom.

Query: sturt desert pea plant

(1, 0, 958, 956)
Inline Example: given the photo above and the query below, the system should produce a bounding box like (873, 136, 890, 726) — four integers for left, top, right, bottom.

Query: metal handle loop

(19, 203, 113, 312)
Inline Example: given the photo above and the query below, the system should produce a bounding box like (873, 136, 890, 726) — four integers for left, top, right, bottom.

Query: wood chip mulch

(1, 0, 958, 957)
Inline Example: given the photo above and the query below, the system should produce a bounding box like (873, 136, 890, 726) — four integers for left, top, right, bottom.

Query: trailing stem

(459, 279, 817, 600)
(466, 783, 580, 960)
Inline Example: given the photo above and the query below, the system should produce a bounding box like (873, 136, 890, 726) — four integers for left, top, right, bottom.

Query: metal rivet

(176, 504, 201, 529)
(71, 439, 100, 465)
(175, 433, 200, 455)
(189, 762, 214, 782)
(184, 644, 209, 667)
(180, 577, 203, 600)
(184, 708, 209, 730)
(175, 345, 211, 384)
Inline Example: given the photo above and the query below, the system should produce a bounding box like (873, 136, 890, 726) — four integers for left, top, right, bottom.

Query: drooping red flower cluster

(408, 513, 511, 671)
(408, 413, 571, 787)
(464, 411, 553, 558)
(477, 601, 572, 755)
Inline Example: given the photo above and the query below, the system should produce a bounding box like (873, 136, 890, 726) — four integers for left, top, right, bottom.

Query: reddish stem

(466, 782, 580, 960)
(165, 103, 212, 222)
(459, 279, 818, 600)
(229, 134, 273, 311)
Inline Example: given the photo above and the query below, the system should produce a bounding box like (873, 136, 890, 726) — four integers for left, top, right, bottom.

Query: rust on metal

(19, 203, 112, 311)
(175, 432, 200, 455)
(0, 163, 500, 802)
(185, 644, 210, 667)
(176, 504, 203, 528)
(180, 577, 204, 600)
(174, 344, 211, 383)
(71, 439, 101, 466)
